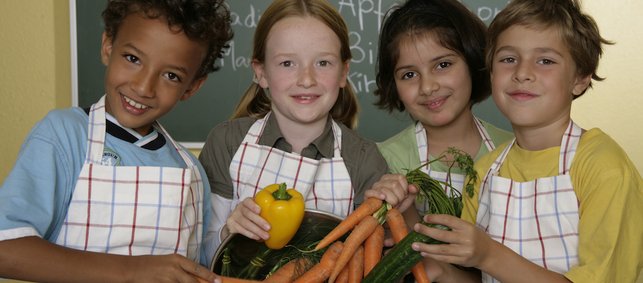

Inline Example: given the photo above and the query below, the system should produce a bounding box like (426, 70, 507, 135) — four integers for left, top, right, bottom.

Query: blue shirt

(0, 107, 213, 265)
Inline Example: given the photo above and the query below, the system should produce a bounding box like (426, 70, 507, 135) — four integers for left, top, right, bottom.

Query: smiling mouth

(423, 96, 447, 109)
(292, 94, 320, 103)
(508, 91, 537, 100)
(123, 95, 148, 110)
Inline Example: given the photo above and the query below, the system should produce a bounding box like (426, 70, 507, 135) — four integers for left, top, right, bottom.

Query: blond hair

(231, 0, 359, 128)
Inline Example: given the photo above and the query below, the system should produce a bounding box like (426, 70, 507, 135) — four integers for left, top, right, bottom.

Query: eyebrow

(495, 46, 564, 57)
(395, 53, 458, 73)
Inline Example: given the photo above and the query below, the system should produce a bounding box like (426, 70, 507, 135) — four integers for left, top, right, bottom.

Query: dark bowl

(209, 209, 343, 278)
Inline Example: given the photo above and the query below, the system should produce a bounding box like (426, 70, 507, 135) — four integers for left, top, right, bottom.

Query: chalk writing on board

(75, 0, 511, 143)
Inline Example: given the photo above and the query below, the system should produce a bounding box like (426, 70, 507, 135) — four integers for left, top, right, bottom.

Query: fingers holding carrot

(365, 174, 418, 212)
(226, 197, 270, 241)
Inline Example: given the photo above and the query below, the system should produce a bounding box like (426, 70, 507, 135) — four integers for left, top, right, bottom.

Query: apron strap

(85, 95, 108, 164)
(559, 121, 582, 175)
(84, 95, 195, 168)
(473, 117, 496, 151)
(480, 120, 582, 200)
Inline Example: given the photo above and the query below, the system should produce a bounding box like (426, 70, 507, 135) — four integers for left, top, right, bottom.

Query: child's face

(490, 25, 591, 130)
(394, 34, 473, 129)
(101, 12, 207, 136)
(252, 16, 348, 127)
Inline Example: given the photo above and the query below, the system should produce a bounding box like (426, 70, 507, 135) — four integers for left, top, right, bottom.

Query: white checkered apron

(55, 96, 204, 261)
(476, 122, 581, 282)
(229, 113, 354, 218)
(414, 118, 495, 215)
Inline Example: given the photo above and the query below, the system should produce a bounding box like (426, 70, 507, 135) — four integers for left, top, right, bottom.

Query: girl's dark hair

(102, 0, 233, 80)
(375, 0, 490, 112)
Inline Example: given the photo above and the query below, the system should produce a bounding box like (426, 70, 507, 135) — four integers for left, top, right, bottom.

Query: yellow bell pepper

(254, 183, 305, 249)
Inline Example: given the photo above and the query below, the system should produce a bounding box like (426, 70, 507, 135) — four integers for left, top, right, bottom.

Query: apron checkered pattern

(229, 113, 354, 218)
(476, 121, 581, 282)
(414, 118, 495, 215)
(55, 96, 203, 261)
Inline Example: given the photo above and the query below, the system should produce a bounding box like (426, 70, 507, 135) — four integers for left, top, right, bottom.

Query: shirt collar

(259, 114, 335, 158)
(83, 107, 166, 150)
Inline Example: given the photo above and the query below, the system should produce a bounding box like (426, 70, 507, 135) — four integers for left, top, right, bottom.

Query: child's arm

(565, 131, 643, 282)
(412, 214, 572, 283)
(0, 236, 217, 283)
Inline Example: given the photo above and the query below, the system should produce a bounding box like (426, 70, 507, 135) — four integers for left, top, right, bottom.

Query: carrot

(293, 241, 344, 283)
(264, 257, 310, 283)
(348, 245, 364, 283)
(335, 264, 349, 283)
(386, 208, 431, 283)
(328, 215, 379, 283)
(208, 276, 261, 283)
(363, 224, 384, 277)
(315, 197, 383, 251)
(386, 207, 410, 242)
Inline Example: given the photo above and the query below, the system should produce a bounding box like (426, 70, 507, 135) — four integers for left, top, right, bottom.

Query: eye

(538, 58, 556, 65)
(436, 61, 452, 70)
(124, 54, 140, 64)
(280, 60, 294, 67)
(498, 57, 516, 64)
(318, 60, 330, 67)
(165, 72, 182, 82)
(400, 71, 417, 80)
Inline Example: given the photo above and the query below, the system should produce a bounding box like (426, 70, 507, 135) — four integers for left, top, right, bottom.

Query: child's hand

(226, 197, 270, 241)
(365, 174, 418, 213)
(123, 254, 218, 283)
(411, 214, 495, 268)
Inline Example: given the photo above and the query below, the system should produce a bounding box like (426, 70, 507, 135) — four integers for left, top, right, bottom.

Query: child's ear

(339, 61, 350, 88)
(251, 59, 268, 88)
(572, 74, 592, 97)
(180, 76, 207, 101)
(100, 32, 113, 66)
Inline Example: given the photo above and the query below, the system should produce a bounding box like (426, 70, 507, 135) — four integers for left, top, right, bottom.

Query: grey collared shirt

(199, 114, 388, 205)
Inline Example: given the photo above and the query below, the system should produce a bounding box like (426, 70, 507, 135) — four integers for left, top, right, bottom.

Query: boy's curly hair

(102, 0, 233, 80)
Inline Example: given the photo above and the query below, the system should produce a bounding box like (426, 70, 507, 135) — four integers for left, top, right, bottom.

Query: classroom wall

(0, 0, 70, 182)
(0, 0, 641, 183)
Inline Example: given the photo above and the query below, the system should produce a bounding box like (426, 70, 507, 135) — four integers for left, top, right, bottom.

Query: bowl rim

(209, 208, 343, 271)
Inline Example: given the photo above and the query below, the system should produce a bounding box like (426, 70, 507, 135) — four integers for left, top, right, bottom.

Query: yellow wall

(0, 0, 70, 181)
(572, 2, 643, 172)
(0, 0, 641, 183)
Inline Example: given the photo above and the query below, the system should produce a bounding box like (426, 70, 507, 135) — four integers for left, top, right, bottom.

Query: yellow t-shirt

(462, 128, 643, 283)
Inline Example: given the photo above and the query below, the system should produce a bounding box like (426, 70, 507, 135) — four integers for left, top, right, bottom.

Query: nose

(420, 75, 439, 96)
(297, 64, 317, 88)
(513, 61, 534, 83)
(130, 68, 156, 97)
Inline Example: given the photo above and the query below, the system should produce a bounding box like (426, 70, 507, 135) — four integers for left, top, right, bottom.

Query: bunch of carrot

(212, 197, 392, 283)
(214, 148, 475, 283)
(271, 196, 431, 283)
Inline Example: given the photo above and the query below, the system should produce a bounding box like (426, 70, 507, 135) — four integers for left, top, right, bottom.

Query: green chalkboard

(73, 0, 510, 146)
